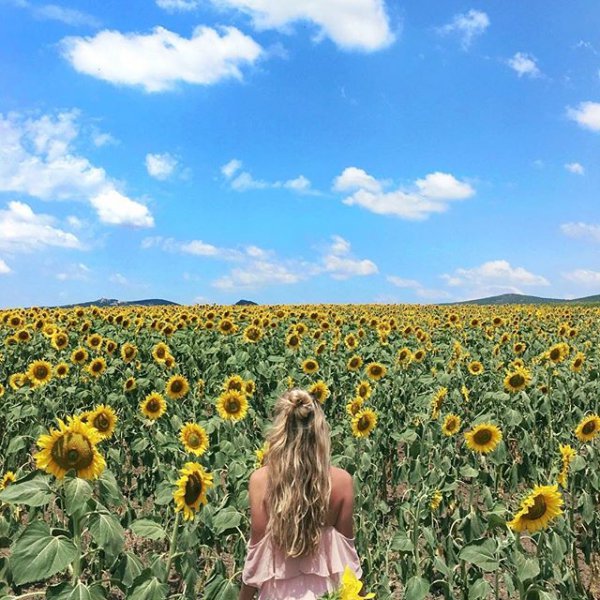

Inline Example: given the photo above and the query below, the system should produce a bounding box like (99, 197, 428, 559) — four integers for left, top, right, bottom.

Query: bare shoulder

(249, 466, 268, 491)
(330, 466, 353, 492)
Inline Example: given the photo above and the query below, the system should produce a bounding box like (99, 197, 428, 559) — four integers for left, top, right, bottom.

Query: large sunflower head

(503, 366, 532, 393)
(166, 374, 190, 400)
(396, 347, 413, 365)
(55, 362, 70, 378)
(243, 325, 263, 343)
(180, 423, 209, 456)
(575, 414, 600, 442)
(27, 360, 53, 387)
(51, 332, 69, 351)
(173, 462, 214, 521)
(346, 355, 363, 372)
(464, 423, 503, 454)
(351, 408, 378, 438)
(216, 390, 249, 421)
(71, 347, 89, 365)
(356, 380, 372, 399)
(140, 392, 167, 420)
(123, 376, 136, 392)
(86, 357, 107, 378)
(302, 358, 319, 374)
(152, 342, 170, 363)
(34, 415, 106, 480)
(547, 342, 568, 364)
(87, 404, 118, 440)
(365, 362, 387, 381)
(86, 334, 103, 350)
(442, 414, 462, 436)
(507, 484, 564, 533)
(308, 380, 330, 404)
(120, 343, 137, 363)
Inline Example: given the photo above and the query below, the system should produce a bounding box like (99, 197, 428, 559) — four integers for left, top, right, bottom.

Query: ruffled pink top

(242, 525, 362, 600)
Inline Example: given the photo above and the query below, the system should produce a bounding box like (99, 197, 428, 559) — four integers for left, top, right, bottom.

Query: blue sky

(1, 0, 599, 307)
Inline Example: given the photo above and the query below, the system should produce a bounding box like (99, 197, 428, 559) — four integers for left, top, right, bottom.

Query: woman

(239, 388, 365, 600)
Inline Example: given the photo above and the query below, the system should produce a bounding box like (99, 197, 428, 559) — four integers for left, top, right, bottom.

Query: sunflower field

(0, 303, 598, 599)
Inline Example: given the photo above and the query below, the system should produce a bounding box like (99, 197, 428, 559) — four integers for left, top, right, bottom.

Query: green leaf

(468, 578, 492, 600)
(112, 552, 144, 589)
(459, 539, 499, 572)
(390, 533, 414, 553)
(404, 576, 430, 600)
(0, 475, 53, 507)
(6, 436, 27, 455)
(212, 506, 243, 535)
(514, 551, 540, 582)
(127, 575, 168, 600)
(88, 511, 125, 558)
(97, 470, 124, 507)
(47, 581, 106, 600)
(63, 476, 93, 516)
(130, 519, 167, 541)
(9, 521, 77, 585)
(459, 465, 479, 479)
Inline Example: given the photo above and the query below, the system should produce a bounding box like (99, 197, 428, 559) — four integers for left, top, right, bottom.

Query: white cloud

(222, 159, 317, 194)
(141, 235, 243, 260)
(212, 260, 303, 289)
(387, 275, 451, 300)
(562, 269, 600, 285)
(61, 26, 263, 93)
(109, 273, 129, 285)
(334, 167, 475, 220)
(507, 52, 541, 78)
(204, 0, 394, 52)
(56, 262, 90, 281)
(566, 101, 600, 132)
(319, 234, 378, 280)
(34, 3, 100, 27)
(92, 130, 117, 147)
(67, 215, 84, 229)
(146, 152, 178, 180)
(0, 200, 81, 252)
(0, 258, 12, 275)
(333, 166, 382, 193)
(440, 260, 549, 298)
(560, 222, 600, 242)
(437, 9, 489, 50)
(90, 189, 154, 227)
(0, 110, 154, 228)
(565, 162, 585, 175)
(156, 0, 199, 10)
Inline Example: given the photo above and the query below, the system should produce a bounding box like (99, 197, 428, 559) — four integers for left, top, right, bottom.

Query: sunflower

(86, 357, 107, 378)
(365, 362, 386, 381)
(180, 423, 209, 456)
(123, 376, 136, 392)
(346, 396, 365, 416)
(104, 339, 118, 354)
(413, 348, 426, 362)
(152, 342, 170, 363)
(255, 442, 270, 468)
(442, 414, 462, 436)
(195, 378, 205, 397)
(216, 390, 249, 421)
(34, 415, 106, 480)
(218, 318, 236, 335)
(308, 380, 330, 404)
(464, 423, 502, 454)
(243, 379, 255, 397)
(430, 489, 443, 511)
(547, 342, 569, 364)
(302, 358, 319, 374)
(0, 384, 4, 398)
(223, 374, 245, 393)
(243, 325, 263, 343)
(503, 366, 532, 393)
(570, 352, 585, 373)
(166, 374, 190, 400)
(557, 443, 576, 488)
(344, 333, 358, 350)
(285, 333, 301, 350)
(0, 471, 16, 490)
(71, 347, 89, 365)
(460, 384, 470, 402)
(508, 484, 564, 533)
(173, 462, 214, 521)
(120, 343, 137, 363)
(351, 408, 378, 438)
(55, 362, 70, 378)
(467, 361, 484, 375)
(430, 387, 448, 420)
(574, 414, 600, 442)
(396, 347, 413, 365)
(87, 404, 118, 440)
(356, 380, 372, 399)
(9, 373, 27, 390)
(27, 360, 53, 387)
(338, 565, 375, 600)
(51, 332, 69, 351)
(86, 334, 103, 350)
(140, 392, 167, 420)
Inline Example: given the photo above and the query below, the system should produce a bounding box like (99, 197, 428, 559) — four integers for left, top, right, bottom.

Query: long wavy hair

(264, 388, 332, 558)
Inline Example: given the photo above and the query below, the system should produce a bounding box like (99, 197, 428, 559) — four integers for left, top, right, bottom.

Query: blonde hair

(264, 388, 331, 558)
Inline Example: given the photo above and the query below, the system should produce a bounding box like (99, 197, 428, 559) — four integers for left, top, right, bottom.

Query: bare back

(248, 465, 355, 545)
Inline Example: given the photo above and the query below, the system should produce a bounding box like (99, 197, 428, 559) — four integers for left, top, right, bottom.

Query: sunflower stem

(164, 509, 182, 584)
(71, 512, 82, 584)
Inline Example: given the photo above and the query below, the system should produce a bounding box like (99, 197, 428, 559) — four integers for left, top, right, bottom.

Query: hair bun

(286, 389, 314, 419)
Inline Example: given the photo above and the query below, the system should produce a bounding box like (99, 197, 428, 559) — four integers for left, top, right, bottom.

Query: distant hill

(442, 293, 600, 306)
(235, 299, 258, 306)
(52, 297, 179, 309)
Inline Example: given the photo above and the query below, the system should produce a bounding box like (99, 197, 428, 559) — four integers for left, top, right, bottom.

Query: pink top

(242, 525, 362, 600)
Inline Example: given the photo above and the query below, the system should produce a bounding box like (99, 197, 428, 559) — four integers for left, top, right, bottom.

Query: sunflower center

(34, 366, 49, 379)
(157, 348, 166, 358)
(473, 429, 493, 445)
(94, 414, 110, 432)
(524, 494, 547, 520)
(447, 419, 457, 430)
(509, 374, 525, 387)
(171, 380, 183, 393)
(550, 349, 560, 360)
(358, 416, 370, 431)
(147, 399, 160, 413)
(75, 352, 84, 361)
(184, 473, 203, 505)
(92, 362, 102, 372)
(188, 433, 201, 447)
(51, 432, 94, 471)
(582, 421, 596, 435)
(226, 399, 240, 413)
